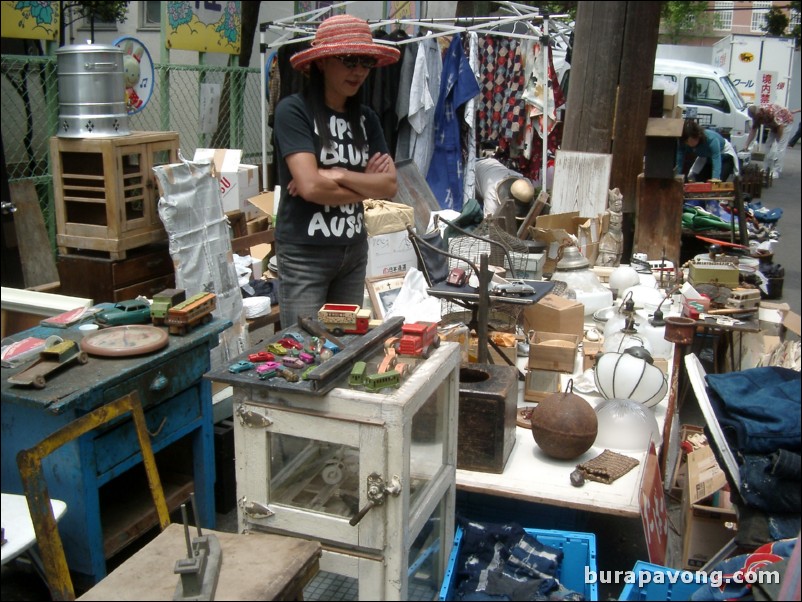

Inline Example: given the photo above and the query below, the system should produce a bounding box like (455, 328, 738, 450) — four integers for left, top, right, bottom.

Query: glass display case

(219, 341, 460, 601)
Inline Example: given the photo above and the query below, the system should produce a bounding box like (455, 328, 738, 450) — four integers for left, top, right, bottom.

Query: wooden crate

(51, 132, 179, 260)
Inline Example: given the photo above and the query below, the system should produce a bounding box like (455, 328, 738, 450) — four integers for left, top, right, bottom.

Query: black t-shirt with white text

(273, 93, 389, 246)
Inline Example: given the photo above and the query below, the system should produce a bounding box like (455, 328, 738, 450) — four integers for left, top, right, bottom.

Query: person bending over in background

(676, 119, 738, 182)
(745, 103, 794, 179)
(272, 15, 400, 328)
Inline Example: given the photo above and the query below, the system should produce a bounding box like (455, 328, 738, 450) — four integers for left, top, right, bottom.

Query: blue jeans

(276, 239, 369, 329)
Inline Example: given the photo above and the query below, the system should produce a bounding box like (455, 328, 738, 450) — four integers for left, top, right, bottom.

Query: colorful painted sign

(1, 1, 60, 40)
(165, 1, 241, 55)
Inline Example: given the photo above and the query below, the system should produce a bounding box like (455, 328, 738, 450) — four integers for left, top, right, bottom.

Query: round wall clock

(113, 36, 155, 115)
(81, 325, 169, 357)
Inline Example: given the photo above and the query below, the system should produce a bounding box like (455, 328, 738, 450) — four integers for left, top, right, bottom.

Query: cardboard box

(193, 149, 260, 215)
(246, 191, 275, 219)
(670, 424, 705, 497)
(582, 339, 603, 371)
(523, 294, 584, 338)
(533, 212, 601, 270)
(528, 331, 580, 373)
(681, 445, 738, 570)
(366, 229, 417, 277)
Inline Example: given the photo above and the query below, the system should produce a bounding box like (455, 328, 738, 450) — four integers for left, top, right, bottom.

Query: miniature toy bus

(349, 361, 367, 386)
(165, 292, 216, 335)
(363, 370, 400, 392)
(318, 303, 372, 335)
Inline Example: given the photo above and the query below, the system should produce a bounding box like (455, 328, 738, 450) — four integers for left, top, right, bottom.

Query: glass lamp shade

(608, 266, 640, 293)
(593, 347, 668, 408)
(594, 398, 661, 451)
(552, 247, 613, 316)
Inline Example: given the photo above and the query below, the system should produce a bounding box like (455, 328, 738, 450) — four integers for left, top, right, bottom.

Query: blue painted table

(1, 318, 229, 585)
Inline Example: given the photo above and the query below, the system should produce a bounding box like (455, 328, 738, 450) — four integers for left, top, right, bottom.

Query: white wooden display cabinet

(232, 342, 460, 601)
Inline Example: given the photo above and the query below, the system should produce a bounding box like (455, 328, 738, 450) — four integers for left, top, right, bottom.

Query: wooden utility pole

(562, 1, 662, 253)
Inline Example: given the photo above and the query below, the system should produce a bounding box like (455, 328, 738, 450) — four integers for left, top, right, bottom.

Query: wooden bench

(77, 523, 320, 601)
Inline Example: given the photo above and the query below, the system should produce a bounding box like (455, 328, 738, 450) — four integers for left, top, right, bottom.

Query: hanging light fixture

(551, 245, 613, 316)
(603, 293, 654, 355)
(593, 346, 668, 408)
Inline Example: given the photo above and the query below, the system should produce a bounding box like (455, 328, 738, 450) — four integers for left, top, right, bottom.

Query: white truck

(653, 58, 753, 151)
(712, 35, 795, 108)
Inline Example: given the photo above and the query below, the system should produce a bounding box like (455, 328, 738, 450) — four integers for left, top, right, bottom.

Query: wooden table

(455, 348, 677, 519)
(1, 318, 229, 585)
(77, 523, 321, 601)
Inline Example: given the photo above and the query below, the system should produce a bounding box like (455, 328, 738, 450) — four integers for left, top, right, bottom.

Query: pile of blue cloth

(705, 367, 801, 544)
(452, 520, 584, 601)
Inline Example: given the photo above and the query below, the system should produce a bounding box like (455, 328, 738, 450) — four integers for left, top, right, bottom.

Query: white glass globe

(593, 348, 668, 407)
(594, 398, 661, 451)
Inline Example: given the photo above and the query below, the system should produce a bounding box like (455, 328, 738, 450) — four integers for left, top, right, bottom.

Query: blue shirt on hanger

(426, 35, 480, 212)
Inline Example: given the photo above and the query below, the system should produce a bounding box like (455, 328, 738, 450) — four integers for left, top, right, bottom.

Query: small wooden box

(457, 363, 518, 473)
(524, 369, 561, 402)
(528, 332, 580, 373)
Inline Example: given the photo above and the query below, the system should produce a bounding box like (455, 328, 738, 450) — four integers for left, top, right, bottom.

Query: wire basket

(441, 218, 532, 333)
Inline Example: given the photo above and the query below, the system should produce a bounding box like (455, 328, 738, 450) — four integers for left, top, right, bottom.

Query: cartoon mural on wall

(1, 0, 60, 40)
(166, 1, 241, 55)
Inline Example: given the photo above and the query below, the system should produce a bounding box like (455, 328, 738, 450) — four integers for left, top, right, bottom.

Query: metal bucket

(56, 44, 130, 138)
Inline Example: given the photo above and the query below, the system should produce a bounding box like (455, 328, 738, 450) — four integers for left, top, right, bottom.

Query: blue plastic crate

(619, 561, 707, 601)
(438, 525, 598, 601)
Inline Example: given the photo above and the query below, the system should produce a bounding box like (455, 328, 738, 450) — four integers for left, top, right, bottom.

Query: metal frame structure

(258, 1, 574, 195)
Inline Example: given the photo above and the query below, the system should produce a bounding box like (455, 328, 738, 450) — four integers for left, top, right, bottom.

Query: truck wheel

(421, 346, 430, 360)
(77, 352, 89, 364)
(33, 375, 47, 389)
(333, 328, 344, 336)
(432, 335, 441, 349)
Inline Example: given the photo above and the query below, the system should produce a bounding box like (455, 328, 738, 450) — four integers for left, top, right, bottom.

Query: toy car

(278, 337, 304, 351)
(256, 361, 282, 374)
(7, 340, 88, 389)
(446, 267, 469, 287)
(266, 343, 288, 355)
(298, 351, 316, 364)
(491, 280, 535, 296)
(228, 360, 255, 373)
(282, 356, 306, 369)
(257, 368, 278, 380)
(248, 351, 276, 363)
(95, 299, 152, 326)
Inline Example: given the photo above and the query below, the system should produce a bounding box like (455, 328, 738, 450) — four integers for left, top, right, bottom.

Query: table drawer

(94, 386, 202, 477)
(112, 248, 173, 288)
(114, 273, 176, 302)
(102, 344, 210, 409)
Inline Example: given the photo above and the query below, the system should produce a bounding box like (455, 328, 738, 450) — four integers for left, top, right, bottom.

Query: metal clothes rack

(258, 1, 573, 196)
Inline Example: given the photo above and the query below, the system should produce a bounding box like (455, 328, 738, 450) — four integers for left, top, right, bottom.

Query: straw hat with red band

(290, 15, 401, 72)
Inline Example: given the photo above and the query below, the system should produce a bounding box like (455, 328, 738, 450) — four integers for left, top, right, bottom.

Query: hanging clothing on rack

(426, 34, 480, 212)
(476, 35, 526, 154)
(365, 28, 408, 154)
(399, 36, 442, 179)
(462, 32, 480, 210)
(518, 43, 565, 185)
(394, 37, 419, 162)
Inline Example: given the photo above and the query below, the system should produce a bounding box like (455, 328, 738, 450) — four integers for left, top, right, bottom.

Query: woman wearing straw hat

(273, 15, 401, 328)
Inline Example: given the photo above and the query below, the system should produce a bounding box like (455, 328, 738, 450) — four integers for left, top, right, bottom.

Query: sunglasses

(335, 55, 378, 70)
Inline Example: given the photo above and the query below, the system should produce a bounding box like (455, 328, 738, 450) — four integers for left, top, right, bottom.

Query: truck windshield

(720, 76, 747, 111)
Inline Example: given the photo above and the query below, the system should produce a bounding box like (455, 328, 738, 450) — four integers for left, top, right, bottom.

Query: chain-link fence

(1, 54, 265, 250)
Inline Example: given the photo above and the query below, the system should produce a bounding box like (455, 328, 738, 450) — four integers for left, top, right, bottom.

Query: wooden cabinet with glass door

(50, 131, 179, 260)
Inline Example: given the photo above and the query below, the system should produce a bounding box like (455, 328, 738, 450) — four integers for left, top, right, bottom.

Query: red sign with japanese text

(640, 440, 668, 566)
